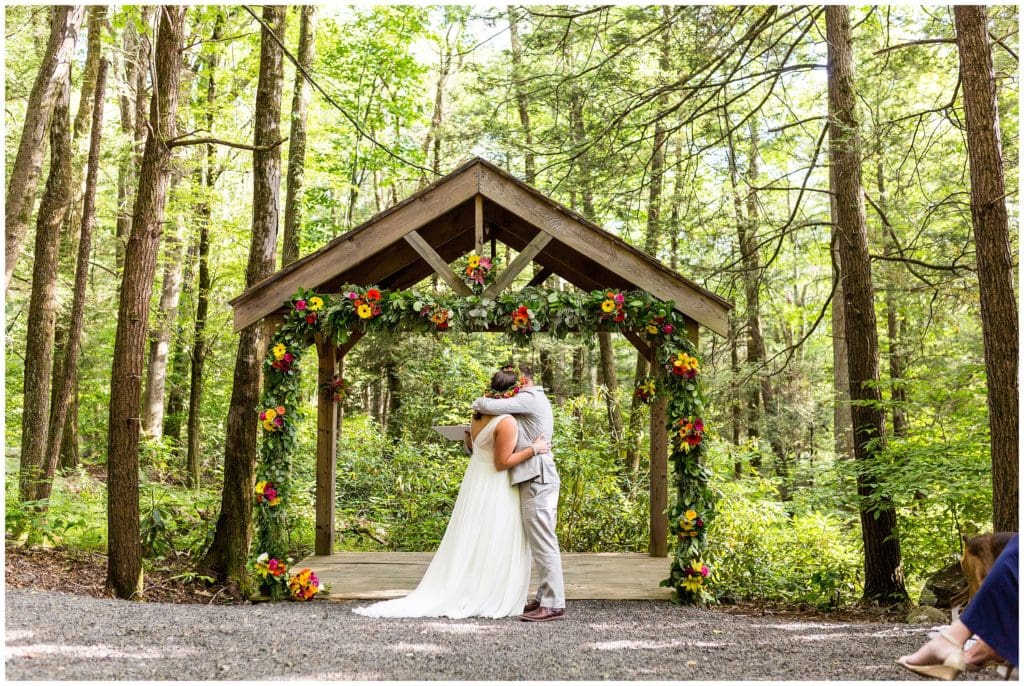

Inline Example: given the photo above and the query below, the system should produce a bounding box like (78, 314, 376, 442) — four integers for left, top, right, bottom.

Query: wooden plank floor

(296, 551, 674, 601)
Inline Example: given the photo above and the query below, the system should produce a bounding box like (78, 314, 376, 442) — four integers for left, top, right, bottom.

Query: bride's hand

(530, 435, 550, 455)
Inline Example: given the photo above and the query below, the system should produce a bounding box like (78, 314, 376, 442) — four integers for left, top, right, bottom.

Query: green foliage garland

(254, 285, 713, 603)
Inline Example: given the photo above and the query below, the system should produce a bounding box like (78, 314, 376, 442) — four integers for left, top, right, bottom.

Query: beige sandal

(897, 629, 967, 681)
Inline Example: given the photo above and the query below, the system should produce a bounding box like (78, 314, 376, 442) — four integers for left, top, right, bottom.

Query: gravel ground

(5, 589, 1005, 681)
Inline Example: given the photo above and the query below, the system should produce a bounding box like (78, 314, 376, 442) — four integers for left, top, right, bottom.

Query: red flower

(366, 288, 381, 302)
(305, 314, 317, 324)
(372, 304, 382, 316)
(662, 323, 674, 334)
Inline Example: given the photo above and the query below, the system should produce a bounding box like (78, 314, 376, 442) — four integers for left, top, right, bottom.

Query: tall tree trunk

(597, 332, 625, 461)
(141, 213, 185, 439)
(72, 6, 104, 141)
(826, 5, 907, 602)
(186, 28, 221, 489)
(507, 6, 535, 184)
(19, 71, 73, 502)
(5, 6, 84, 292)
(106, 5, 186, 600)
(282, 5, 316, 267)
(44, 60, 108, 498)
(954, 6, 1019, 533)
(114, 7, 153, 277)
(202, 6, 287, 588)
(50, 6, 107, 475)
(876, 160, 908, 438)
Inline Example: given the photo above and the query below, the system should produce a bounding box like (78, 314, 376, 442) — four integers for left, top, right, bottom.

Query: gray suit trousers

(520, 480, 565, 609)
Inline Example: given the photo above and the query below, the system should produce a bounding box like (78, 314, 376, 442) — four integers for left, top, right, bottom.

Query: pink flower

(264, 486, 277, 500)
(295, 299, 307, 311)
(479, 257, 492, 269)
(274, 416, 284, 427)
(694, 419, 704, 432)
(613, 293, 625, 304)
(662, 324, 674, 334)
(259, 411, 266, 420)
(284, 352, 294, 363)
(346, 291, 357, 300)
(701, 565, 710, 577)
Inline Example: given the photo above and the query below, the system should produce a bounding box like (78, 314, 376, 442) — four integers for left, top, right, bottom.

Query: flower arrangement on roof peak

(458, 252, 496, 293)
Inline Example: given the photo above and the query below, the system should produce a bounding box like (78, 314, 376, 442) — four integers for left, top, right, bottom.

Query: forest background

(4, 4, 1018, 608)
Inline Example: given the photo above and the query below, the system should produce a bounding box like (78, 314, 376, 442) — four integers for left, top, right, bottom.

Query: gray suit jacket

(471, 386, 558, 486)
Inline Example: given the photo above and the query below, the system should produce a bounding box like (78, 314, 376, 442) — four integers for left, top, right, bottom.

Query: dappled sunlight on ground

(5, 643, 201, 660)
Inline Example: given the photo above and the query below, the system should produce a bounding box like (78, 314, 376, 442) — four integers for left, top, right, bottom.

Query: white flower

(256, 552, 269, 563)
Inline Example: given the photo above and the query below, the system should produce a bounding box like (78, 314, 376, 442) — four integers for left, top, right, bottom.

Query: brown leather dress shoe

(520, 606, 565, 622)
(522, 599, 541, 613)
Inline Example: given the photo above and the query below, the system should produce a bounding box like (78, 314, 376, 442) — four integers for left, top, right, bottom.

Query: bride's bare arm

(493, 416, 550, 472)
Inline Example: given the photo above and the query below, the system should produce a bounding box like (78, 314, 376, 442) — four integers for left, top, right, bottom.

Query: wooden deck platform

(297, 552, 674, 601)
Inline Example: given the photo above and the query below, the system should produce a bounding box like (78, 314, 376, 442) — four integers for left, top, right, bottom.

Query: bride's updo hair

(490, 368, 518, 393)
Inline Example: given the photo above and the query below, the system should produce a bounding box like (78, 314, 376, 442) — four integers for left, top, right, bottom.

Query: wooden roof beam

(482, 231, 553, 298)
(403, 230, 473, 296)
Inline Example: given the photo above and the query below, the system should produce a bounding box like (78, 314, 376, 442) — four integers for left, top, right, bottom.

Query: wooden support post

(403, 229, 473, 296)
(315, 334, 338, 556)
(474, 194, 484, 255)
(481, 231, 553, 298)
(649, 339, 668, 557)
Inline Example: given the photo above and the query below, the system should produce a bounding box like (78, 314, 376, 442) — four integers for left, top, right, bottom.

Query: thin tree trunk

(282, 5, 316, 267)
(202, 6, 287, 589)
(508, 6, 535, 184)
(50, 6, 107, 475)
(186, 30, 221, 489)
(43, 59, 108, 499)
(954, 6, 1019, 533)
(5, 6, 84, 292)
(19, 71, 73, 502)
(141, 213, 185, 439)
(597, 332, 625, 454)
(72, 7, 104, 141)
(826, 5, 907, 602)
(876, 160, 908, 438)
(106, 5, 186, 600)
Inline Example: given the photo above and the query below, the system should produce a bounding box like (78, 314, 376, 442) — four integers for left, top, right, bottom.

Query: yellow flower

(308, 296, 324, 312)
(264, 408, 277, 420)
(273, 343, 286, 360)
(256, 480, 268, 494)
(601, 299, 616, 313)
(682, 576, 703, 592)
(468, 254, 480, 269)
(685, 509, 697, 521)
(646, 324, 658, 334)
(357, 304, 373, 319)
(262, 420, 275, 431)
(268, 496, 280, 507)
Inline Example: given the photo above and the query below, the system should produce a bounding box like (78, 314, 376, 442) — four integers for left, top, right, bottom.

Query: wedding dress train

(352, 415, 530, 619)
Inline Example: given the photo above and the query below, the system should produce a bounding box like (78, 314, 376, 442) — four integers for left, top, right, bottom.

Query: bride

(352, 369, 549, 619)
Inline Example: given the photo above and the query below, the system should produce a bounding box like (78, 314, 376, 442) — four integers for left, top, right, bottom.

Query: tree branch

(873, 38, 956, 55)
(166, 135, 287, 152)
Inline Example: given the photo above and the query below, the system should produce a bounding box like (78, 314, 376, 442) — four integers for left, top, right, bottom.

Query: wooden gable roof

(230, 157, 732, 335)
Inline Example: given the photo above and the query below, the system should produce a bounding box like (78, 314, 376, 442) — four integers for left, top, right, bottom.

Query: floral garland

(253, 282, 714, 604)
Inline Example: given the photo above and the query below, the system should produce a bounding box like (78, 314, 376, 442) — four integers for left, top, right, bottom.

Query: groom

(472, 364, 566, 622)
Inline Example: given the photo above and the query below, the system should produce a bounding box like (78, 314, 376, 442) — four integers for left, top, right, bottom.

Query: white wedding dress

(352, 414, 531, 619)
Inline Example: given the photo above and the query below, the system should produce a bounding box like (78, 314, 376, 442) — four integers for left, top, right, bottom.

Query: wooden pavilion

(230, 157, 731, 563)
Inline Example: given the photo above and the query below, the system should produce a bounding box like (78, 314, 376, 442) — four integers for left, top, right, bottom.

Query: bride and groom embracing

(353, 364, 566, 622)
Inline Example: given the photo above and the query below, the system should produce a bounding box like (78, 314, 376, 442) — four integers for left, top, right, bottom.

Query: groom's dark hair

(518, 364, 534, 381)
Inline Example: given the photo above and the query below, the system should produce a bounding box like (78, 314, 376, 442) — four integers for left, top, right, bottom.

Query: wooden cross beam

(403, 229, 473, 296)
(482, 231, 553, 298)
(526, 266, 553, 288)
